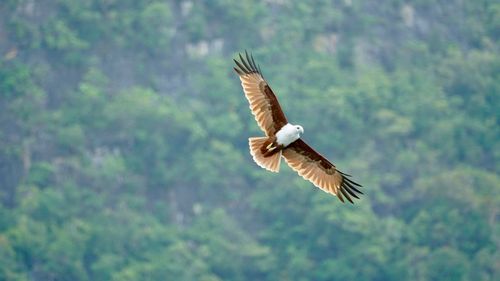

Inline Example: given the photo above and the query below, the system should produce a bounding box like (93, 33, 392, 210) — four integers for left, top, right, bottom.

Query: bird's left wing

(234, 52, 288, 136)
(282, 139, 363, 203)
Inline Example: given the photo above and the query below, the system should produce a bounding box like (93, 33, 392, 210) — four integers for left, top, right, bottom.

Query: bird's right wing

(234, 52, 288, 136)
(282, 139, 363, 203)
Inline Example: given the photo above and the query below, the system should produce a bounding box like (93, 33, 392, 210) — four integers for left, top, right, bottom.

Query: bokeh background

(0, 0, 498, 280)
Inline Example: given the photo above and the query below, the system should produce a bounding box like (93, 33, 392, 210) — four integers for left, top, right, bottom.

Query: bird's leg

(260, 136, 283, 157)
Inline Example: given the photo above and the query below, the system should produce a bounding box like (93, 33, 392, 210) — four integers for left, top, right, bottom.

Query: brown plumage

(234, 51, 363, 203)
(234, 53, 287, 136)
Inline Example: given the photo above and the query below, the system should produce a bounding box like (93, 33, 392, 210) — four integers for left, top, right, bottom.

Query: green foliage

(0, 0, 498, 280)
(135, 2, 174, 51)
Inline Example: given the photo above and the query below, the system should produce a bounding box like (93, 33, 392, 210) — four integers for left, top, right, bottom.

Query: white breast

(276, 123, 300, 147)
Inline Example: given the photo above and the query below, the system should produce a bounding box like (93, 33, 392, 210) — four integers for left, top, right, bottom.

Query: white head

(276, 123, 304, 146)
(295, 125, 304, 135)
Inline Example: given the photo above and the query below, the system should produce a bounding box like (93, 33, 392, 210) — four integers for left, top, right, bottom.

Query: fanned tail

(248, 137, 282, 173)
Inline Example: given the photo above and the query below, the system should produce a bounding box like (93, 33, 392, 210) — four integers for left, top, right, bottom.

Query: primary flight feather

(234, 51, 363, 203)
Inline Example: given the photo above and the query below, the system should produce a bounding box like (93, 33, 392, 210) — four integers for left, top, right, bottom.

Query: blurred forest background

(0, 0, 499, 280)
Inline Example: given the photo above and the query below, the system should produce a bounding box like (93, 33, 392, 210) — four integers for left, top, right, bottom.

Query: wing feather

(282, 139, 363, 203)
(234, 51, 288, 136)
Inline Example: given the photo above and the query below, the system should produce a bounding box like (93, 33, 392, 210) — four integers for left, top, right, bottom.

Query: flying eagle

(234, 52, 363, 203)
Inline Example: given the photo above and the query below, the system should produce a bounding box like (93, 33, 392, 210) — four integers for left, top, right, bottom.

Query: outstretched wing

(282, 139, 363, 203)
(234, 51, 288, 136)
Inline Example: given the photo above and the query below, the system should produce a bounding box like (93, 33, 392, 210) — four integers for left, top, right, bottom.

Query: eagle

(234, 51, 363, 203)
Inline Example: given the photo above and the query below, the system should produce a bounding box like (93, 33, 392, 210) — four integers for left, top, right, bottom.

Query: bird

(234, 51, 363, 203)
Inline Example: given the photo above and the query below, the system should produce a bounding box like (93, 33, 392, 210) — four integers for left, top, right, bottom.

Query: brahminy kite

(234, 51, 363, 203)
